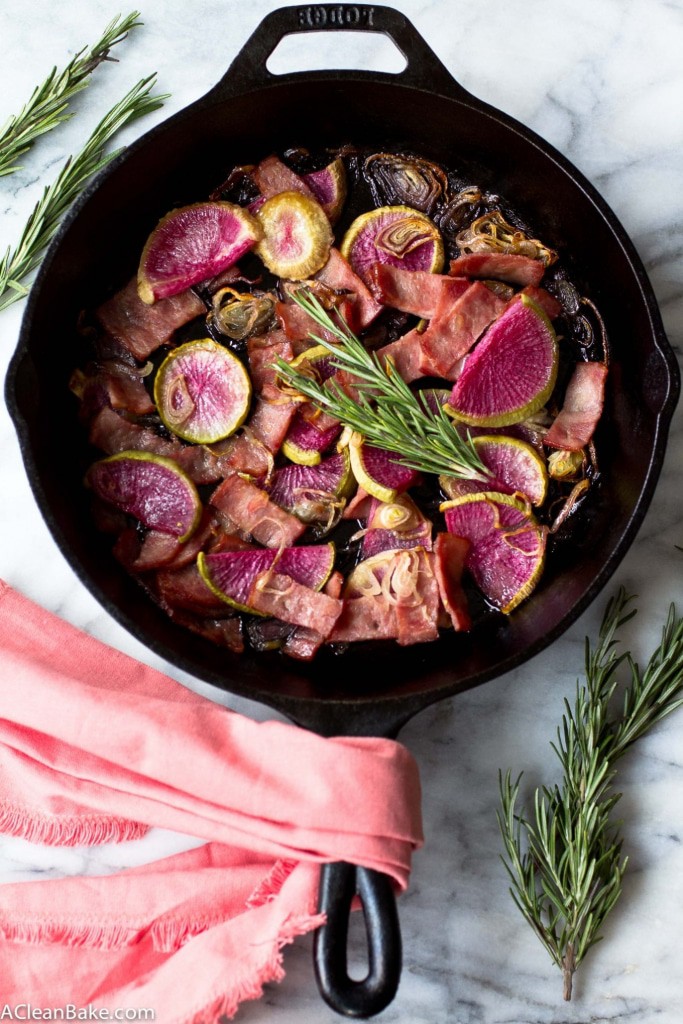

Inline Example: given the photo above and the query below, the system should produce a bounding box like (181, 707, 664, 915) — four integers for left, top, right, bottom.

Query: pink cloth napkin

(0, 580, 423, 1022)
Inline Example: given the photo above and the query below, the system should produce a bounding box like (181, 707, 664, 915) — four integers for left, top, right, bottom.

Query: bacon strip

(418, 282, 506, 379)
(88, 407, 230, 485)
(367, 263, 469, 318)
(315, 248, 382, 328)
(449, 253, 545, 287)
(247, 572, 343, 636)
(544, 362, 608, 451)
(210, 475, 305, 548)
(433, 533, 471, 631)
(376, 331, 424, 384)
(251, 155, 316, 200)
(283, 571, 344, 661)
(96, 278, 205, 361)
(247, 331, 293, 397)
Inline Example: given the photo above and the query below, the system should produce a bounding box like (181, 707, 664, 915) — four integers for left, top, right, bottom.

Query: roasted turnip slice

(269, 450, 353, 523)
(154, 339, 251, 444)
(361, 494, 433, 559)
(447, 295, 558, 427)
(348, 435, 420, 503)
(138, 202, 262, 304)
(440, 435, 548, 506)
(340, 205, 444, 284)
(197, 543, 336, 615)
(442, 492, 546, 613)
(255, 191, 333, 279)
(303, 157, 347, 223)
(88, 451, 202, 542)
(281, 411, 341, 466)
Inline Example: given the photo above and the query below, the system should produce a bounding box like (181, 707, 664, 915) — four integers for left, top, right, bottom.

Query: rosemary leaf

(0, 75, 168, 313)
(0, 12, 142, 177)
(274, 290, 490, 481)
(498, 588, 683, 1000)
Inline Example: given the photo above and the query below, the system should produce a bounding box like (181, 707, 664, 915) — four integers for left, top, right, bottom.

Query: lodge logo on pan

(299, 5, 376, 28)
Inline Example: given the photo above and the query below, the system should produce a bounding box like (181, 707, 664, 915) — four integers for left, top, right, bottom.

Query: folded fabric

(0, 580, 423, 1022)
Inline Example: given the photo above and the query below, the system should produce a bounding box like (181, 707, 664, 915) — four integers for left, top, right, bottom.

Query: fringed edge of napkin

(0, 800, 148, 847)
(187, 908, 326, 1024)
(0, 859, 313, 955)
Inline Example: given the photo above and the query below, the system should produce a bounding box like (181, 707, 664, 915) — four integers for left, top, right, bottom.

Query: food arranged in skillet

(71, 147, 608, 659)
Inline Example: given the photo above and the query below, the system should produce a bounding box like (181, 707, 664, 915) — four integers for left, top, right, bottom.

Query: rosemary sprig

(0, 75, 168, 312)
(0, 12, 142, 177)
(499, 588, 683, 1000)
(274, 290, 489, 480)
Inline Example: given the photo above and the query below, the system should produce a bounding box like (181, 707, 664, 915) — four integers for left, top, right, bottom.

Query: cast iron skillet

(6, 4, 679, 1017)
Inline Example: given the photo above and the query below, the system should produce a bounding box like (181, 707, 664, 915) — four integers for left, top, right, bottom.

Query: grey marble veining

(1, 0, 683, 1021)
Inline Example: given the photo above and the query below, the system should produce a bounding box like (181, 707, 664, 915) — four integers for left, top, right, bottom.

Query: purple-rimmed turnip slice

(269, 450, 353, 524)
(197, 544, 336, 614)
(137, 202, 262, 304)
(340, 205, 444, 285)
(154, 339, 251, 444)
(348, 435, 420, 503)
(303, 157, 347, 223)
(447, 295, 559, 427)
(88, 451, 202, 542)
(361, 494, 433, 559)
(441, 491, 546, 613)
(281, 411, 341, 466)
(440, 435, 548, 506)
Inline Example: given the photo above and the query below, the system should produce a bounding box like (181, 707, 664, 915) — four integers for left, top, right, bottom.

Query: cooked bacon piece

(283, 570, 344, 661)
(518, 285, 562, 320)
(394, 550, 440, 645)
(449, 253, 545, 287)
(342, 486, 373, 521)
(544, 362, 608, 451)
(329, 595, 399, 642)
(247, 330, 293, 398)
(114, 511, 217, 574)
(315, 248, 382, 328)
(418, 282, 506, 379)
(210, 474, 306, 548)
(88, 407, 230, 485)
(433, 533, 471, 631)
(165, 608, 244, 652)
(248, 396, 297, 454)
(215, 432, 273, 480)
(155, 563, 231, 616)
(247, 572, 343, 636)
(251, 155, 316, 201)
(368, 263, 469, 318)
(96, 278, 205, 360)
(76, 361, 155, 422)
(275, 296, 357, 349)
(330, 548, 439, 645)
(376, 331, 424, 384)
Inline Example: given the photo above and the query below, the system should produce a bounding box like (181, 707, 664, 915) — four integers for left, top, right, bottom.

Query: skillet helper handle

(211, 3, 464, 98)
(314, 861, 401, 1018)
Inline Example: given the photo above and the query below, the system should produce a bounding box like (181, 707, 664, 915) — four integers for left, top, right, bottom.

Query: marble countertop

(1, 0, 682, 1021)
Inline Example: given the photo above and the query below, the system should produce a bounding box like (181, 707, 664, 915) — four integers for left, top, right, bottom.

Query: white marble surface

(1, 0, 682, 1020)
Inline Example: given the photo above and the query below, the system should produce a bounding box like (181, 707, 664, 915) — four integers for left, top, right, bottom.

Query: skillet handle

(210, 3, 466, 99)
(314, 861, 401, 1018)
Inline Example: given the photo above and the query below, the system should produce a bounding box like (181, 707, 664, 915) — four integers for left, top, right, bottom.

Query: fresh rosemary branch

(0, 75, 167, 312)
(274, 290, 490, 480)
(499, 588, 683, 1001)
(0, 12, 142, 177)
